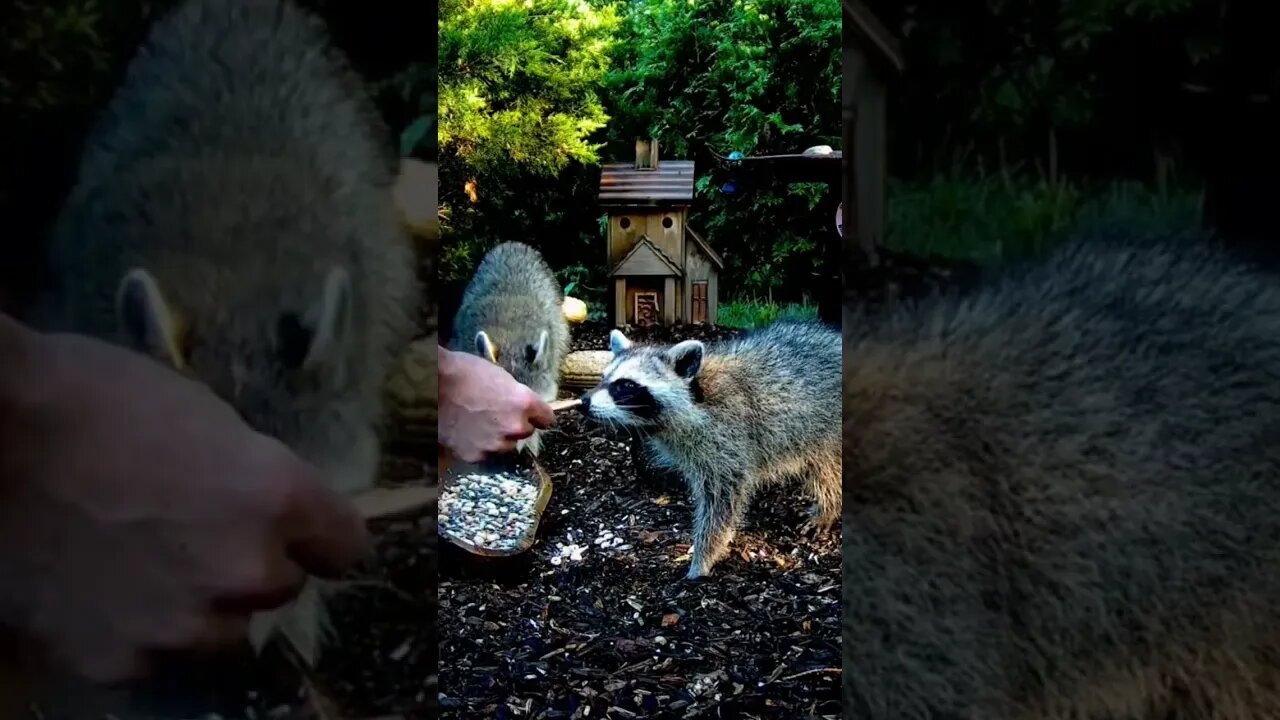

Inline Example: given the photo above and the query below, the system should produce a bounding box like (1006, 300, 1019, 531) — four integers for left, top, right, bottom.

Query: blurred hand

(0, 316, 372, 684)
(437, 346, 555, 463)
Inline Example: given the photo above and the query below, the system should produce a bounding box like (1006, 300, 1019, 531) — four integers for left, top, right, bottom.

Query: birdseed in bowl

(439, 471, 543, 552)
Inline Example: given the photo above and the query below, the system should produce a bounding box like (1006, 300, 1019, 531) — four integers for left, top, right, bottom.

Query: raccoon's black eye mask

(608, 377, 661, 420)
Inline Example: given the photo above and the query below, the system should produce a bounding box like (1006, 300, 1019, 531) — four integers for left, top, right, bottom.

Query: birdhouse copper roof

(598, 160, 696, 208)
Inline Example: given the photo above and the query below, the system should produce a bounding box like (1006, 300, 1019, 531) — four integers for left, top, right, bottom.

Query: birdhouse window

(619, 217, 632, 230)
(662, 216, 674, 229)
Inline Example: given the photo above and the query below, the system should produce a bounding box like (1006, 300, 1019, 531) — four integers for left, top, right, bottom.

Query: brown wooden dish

(438, 452, 553, 557)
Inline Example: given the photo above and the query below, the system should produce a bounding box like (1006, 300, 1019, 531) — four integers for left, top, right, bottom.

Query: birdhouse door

(691, 281, 708, 324)
(633, 291, 660, 326)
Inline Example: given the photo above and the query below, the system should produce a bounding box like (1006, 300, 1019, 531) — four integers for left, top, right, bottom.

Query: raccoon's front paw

(685, 547, 717, 579)
(685, 562, 711, 580)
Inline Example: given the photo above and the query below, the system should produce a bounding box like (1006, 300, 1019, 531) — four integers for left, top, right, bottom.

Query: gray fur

(843, 227, 1280, 719)
(38, 0, 420, 666)
(448, 241, 569, 456)
(582, 321, 841, 579)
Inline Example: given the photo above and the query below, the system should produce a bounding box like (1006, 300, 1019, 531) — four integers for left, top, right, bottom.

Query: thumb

(268, 447, 373, 578)
(527, 392, 555, 430)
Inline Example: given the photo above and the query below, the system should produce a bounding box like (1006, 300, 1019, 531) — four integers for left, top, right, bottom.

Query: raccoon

(37, 0, 420, 667)
(843, 227, 1280, 720)
(448, 241, 569, 456)
(580, 321, 841, 579)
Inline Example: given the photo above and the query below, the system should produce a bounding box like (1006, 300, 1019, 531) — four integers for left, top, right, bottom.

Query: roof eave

(685, 226, 725, 270)
(608, 236, 684, 277)
(598, 198, 695, 209)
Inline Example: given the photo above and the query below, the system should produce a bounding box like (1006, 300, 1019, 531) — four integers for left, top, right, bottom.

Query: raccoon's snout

(578, 392, 593, 415)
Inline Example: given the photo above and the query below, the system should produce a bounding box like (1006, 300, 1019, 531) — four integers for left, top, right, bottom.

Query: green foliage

(438, 0, 620, 178)
(0, 0, 171, 124)
(875, 0, 1221, 180)
(556, 262, 606, 311)
(438, 0, 842, 302)
(605, 0, 841, 299)
(1072, 180, 1204, 236)
(718, 300, 817, 329)
(437, 0, 624, 289)
(886, 169, 1204, 263)
(372, 60, 437, 160)
(606, 0, 839, 153)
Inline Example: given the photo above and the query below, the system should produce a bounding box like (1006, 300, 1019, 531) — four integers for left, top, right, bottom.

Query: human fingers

(208, 545, 308, 614)
(526, 392, 555, 430)
(147, 610, 252, 654)
(447, 443, 485, 465)
(270, 451, 373, 578)
(499, 414, 536, 442)
(174, 612, 251, 653)
(62, 634, 148, 686)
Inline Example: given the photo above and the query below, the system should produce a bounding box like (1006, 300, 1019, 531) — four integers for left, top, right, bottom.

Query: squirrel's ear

(476, 330, 498, 363)
(116, 268, 186, 369)
(300, 265, 352, 372)
(527, 329, 549, 367)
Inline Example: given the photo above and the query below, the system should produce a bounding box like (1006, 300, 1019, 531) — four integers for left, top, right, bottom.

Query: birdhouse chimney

(635, 137, 659, 171)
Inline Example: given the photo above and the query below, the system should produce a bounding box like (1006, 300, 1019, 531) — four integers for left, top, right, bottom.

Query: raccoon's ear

(302, 265, 352, 371)
(609, 329, 632, 355)
(475, 331, 498, 363)
(666, 340, 704, 379)
(526, 329, 549, 367)
(116, 268, 186, 370)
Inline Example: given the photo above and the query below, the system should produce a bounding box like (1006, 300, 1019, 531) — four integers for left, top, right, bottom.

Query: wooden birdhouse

(597, 139, 724, 327)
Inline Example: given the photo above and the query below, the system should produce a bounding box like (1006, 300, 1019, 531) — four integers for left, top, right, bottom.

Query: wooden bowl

(439, 453, 553, 557)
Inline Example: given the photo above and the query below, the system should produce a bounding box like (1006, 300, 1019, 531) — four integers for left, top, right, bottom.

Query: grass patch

(718, 300, 817, 329)
(885, 169, 1204, 264)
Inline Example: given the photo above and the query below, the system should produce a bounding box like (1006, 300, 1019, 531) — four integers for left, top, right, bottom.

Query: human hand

(437, 346, 555, 463)
(0, 316, 372, 684)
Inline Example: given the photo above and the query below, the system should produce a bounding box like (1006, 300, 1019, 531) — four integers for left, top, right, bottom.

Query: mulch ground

(438, 321, 841, 720)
